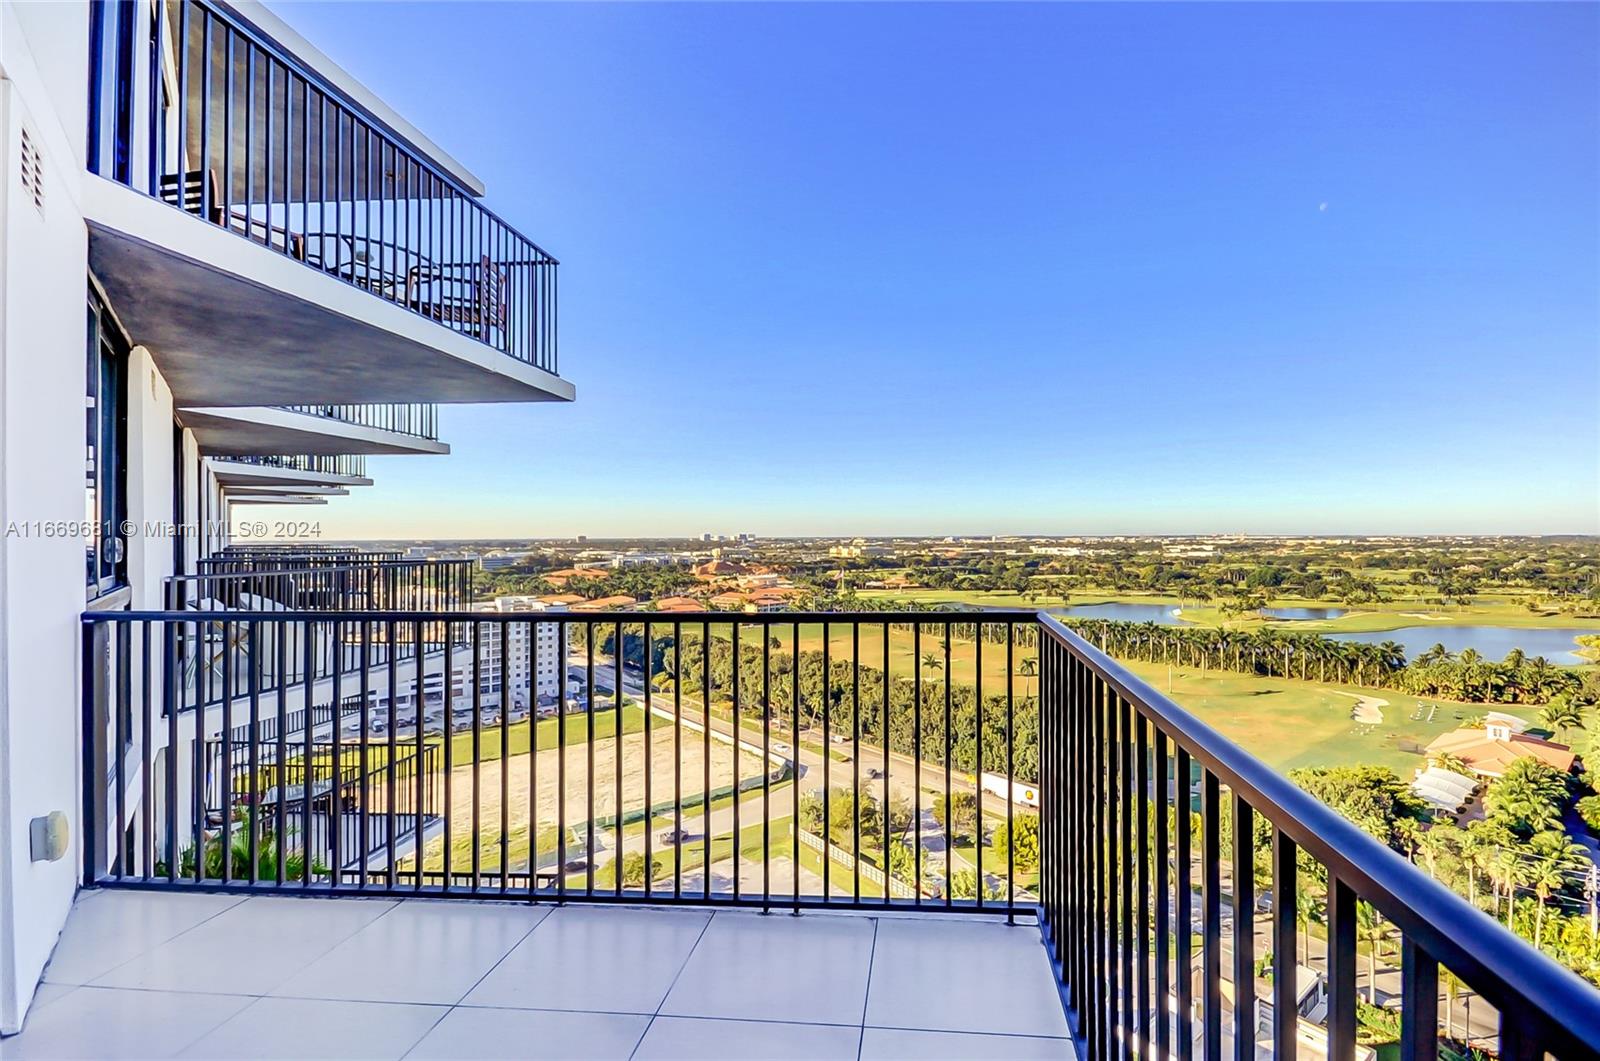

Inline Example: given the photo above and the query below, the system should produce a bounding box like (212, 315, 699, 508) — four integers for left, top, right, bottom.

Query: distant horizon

(251, 1, 1598, 538)
(239, 530, 1600, 546)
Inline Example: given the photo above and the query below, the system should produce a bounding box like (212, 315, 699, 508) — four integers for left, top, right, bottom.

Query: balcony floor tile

(270, 899, 549, 1005)
(657, 910, 875, 1026)
(177, 997, 448, 1060)
(0, 985, 253, 1059)
(461, 905, 710, 1014)
(3, 892, 1076, 1059)
(864, 916, 1071, 1038)
(632, 1016, 862, 1060)
(405, 1007, 651, 1060)
(90, 895, 397, 996)
(41, 889, 247, 985)
(859, 1027, 1072, 1059)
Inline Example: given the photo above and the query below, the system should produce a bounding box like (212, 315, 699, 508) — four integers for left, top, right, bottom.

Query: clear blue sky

(262, 1, 1598, 539)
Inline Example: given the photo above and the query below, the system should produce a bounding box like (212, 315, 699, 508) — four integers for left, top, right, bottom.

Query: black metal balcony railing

(214, 454, 368, 478)
(78, 610, 1600, 1060)
(163, 560, 475, 703)
(89, 0, 558, 374)
(279, 403, 440, 441)
(168, 558, 474, 612)
(203, 547, 408, 568)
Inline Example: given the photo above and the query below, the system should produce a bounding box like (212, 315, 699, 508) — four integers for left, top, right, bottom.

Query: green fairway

(1119, 660, 1531, 774)
(444, 703, 646, 764)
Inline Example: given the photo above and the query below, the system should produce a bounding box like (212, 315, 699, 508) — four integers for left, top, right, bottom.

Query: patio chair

(405, 254, 508, 344)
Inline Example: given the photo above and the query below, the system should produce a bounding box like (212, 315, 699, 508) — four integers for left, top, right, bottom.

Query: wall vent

(19, 125, 44, 214)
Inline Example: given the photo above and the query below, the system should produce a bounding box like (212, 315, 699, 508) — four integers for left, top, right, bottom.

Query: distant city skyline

(250, 1, 1598, 539)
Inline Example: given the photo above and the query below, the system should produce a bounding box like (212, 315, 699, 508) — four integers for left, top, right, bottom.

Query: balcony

(10, 894, 1068, 1060)
(69, 610, 1600, 1059)
(182, 403, 449, 458)
(86, 0, 573, 407)
(210, 454, 372, 503)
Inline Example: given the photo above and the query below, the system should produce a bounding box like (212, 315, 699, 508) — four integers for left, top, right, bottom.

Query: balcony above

(182, 404, 449, 457)
(12, 893, 1070, 1059)
(210, 454, 372, 496)
(86, 0, 574, 408)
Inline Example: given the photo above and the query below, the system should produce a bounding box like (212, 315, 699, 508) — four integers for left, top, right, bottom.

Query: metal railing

(1033, 615, 1600, 1061)
(89, 0, 558, 374)
(77, 609, 1600, 1059)
(279, 404, 439, 441)
(213, 454, 368, 478)
(83, 611, 1040, 910)
(169, 558, 474, 612)
(203, 547, 408, 568)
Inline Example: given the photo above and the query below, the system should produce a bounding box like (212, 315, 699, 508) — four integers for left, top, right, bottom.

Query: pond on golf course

(1327, 626, 1594, 666)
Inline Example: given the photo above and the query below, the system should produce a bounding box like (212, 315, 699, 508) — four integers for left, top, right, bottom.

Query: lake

(1262, 607, 1347, 621)
(1328, 626, 1594, 666)
(1056, 602, 1187, 625)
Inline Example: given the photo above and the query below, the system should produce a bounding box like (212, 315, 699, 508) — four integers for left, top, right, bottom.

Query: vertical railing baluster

(913, 623, 921, 901)
(1137, 711, 1151, 1054)
(883, 622, 892, 910)
(141, 623, 154, 880)
(852, 622, 861, 905)
(1201, 769, 1222, 1061)
(943, 624, 952, 910)
(1273, 828, 1297, 1061)
(702, 622, 711, 902)
(613, 619, 623, 899)
(792, 622, 802, 913)
(732, 623, 741, 903)
(822, 621, 831, 903)
(974, 626, 983, 910)
(1233, 794, 1256, 1058)
(673, 622, 682, 903)
(1154, 728, 1171, 1059)
(387, 619, 398, 888)
(1175, 746, 1194, 1060)
(585, 623, 595, 897)
(359, 620, 371, 888)
(557, 622, 567, 901)
(500, 622, 509, 894)
(1328, 877, 1358, 1056)
(644, 620, 653, 899)
(762, 622, 771, 912)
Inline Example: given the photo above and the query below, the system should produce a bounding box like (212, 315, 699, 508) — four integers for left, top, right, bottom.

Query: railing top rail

(84, 608, 1042, 624)
(1037, 612, 1600, 1052)
(169, 559, 472, 582)
(183, 0, 560, 262)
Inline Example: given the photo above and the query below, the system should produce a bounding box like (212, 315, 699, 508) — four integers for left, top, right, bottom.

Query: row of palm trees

(1065, 619, 1583, 704)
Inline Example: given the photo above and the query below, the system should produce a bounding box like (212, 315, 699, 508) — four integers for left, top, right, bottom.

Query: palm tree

(1016, 656, 1038, 698)
(1354, 902, 1389, 1004)
(921, 652, 943, 675)
(1538, 697, 1582, 739)
(1527, 857, 1567, 950)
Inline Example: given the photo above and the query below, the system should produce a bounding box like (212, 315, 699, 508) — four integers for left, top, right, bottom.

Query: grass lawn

(444, 704, 646, 765)
(1120, 659, 1529, 774)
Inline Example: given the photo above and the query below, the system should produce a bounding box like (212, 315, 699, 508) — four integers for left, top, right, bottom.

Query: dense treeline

(596, 627, 1041, 784)
(1067, 619, 1590, 705)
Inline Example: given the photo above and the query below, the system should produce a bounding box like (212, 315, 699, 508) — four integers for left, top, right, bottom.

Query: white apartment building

(477, 596, 566, 704)
(0, 0, 571, 1033)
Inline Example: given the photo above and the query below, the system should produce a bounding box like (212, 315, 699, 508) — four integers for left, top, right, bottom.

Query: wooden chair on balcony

(159, 168, 223, 225)
(160, 168, 307, 260)
(404, 254, 508, 345)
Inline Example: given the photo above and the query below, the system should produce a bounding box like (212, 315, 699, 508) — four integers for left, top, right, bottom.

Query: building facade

(0, 0, 570, 1032)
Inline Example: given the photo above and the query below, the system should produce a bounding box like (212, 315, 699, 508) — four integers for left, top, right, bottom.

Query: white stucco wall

(0, 2, 93, 1031)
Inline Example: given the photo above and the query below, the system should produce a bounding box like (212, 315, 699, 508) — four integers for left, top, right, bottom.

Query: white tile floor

(0, 890, 1075, 1060)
